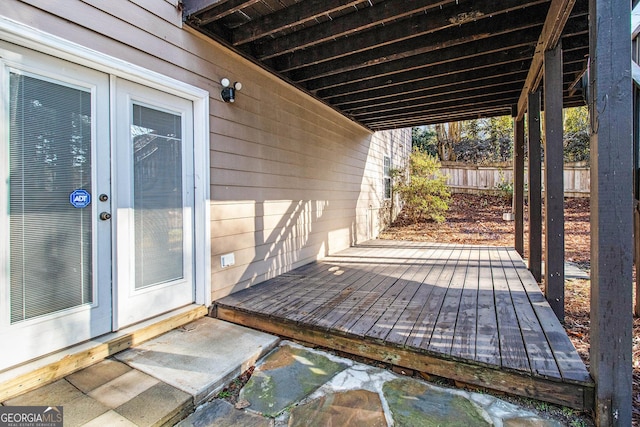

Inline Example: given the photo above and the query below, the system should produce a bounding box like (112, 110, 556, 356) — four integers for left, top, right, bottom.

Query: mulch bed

(380, 192, 640, 425)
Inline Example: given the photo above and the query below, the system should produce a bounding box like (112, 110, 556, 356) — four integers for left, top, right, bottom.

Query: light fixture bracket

(221, 78, 242, 103)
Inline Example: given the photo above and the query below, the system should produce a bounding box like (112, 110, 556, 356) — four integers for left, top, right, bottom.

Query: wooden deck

(213, 240, 594, 410)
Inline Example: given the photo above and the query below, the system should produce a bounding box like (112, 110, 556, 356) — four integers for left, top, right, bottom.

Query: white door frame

(0, 16, 211, 321)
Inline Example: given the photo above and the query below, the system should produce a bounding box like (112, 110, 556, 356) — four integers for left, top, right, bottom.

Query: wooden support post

(513, 116, 525, 256)
(527, 91, 543, 283)
(634, 33, 640, 318)
(589, 0, 633, 424)
(543, 41, 565, 321)
(633, 59, 640, 317)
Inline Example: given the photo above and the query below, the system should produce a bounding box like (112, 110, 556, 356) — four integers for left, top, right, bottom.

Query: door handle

(100, 212, 112, 221)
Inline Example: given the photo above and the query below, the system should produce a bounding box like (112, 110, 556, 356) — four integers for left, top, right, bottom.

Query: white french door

(112, 78, 195, 329)
(0, 43, 112, 370)
(0, 44, 196, 370)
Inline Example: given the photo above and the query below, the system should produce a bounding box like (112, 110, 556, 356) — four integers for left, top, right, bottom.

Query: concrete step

(2, 317, 279, 427)
(114, 317, 280, 405)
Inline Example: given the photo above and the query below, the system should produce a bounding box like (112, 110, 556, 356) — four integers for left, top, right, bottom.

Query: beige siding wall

(5, 1, 410, 301)
(357, 129, 412, 239)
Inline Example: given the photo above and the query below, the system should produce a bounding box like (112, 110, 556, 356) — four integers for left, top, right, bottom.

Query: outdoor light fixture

(220, 78, 242, 103)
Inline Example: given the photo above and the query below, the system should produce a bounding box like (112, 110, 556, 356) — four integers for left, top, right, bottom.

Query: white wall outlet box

(221, 253, 235, 268)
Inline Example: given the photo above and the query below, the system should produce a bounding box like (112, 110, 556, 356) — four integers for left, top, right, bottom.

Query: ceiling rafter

(252, 0, 454, 58)
(269, 3, 550, 73)
(192, 0, 262, 25)
(317, 47, 536, 101)
(301, 30, 540, 90)
(183, 0, 589, 129)
(347, 62, 585, 118)
(328, 46, 587, 106)
(232, 0, 370, 46)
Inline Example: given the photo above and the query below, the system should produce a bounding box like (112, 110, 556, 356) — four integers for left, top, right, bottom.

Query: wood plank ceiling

(183, 0, 589, 130)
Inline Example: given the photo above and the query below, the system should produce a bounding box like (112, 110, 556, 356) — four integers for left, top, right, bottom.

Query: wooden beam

(287, 14, 586, 86)
(294, 27, 587, 86)
(527, 91, 543, 283)
(256, 0, 547, 60)
(513, 116, 525, 256)
(317, 48, 536, 100)
(365, 108, 514, 130)
(344, 76, 528, 114)
(355, 95, 523, 124)
(270, 4, 549, 73)
(349, 85, 524, 120)
(635, 82, 640, 317)
(237, 0, 452, 49)
(633, 37, 640, 318)
(302, 31, 538, 90)
(588, 0, 633, 424)
(232, 0, 364, 46)
(543, 41, 565, 321)
(516, 0, 577, 119)
(333, 55, 585, 112)
(195, 0, 261, 25)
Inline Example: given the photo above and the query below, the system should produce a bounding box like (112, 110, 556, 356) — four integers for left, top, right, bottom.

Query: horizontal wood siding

(358, 129, 411, 239)
(130, 0, 183, 27)
(8, 0, 410, 302)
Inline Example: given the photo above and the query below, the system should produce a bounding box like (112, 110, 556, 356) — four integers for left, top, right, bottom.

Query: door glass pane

(132, 104, 183, 289)
(9, 72, 93, 323)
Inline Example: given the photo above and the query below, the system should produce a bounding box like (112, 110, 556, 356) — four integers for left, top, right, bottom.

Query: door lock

(99, 212, 112, 221)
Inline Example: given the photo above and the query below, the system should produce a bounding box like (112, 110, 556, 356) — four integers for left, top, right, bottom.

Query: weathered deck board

(214, 240, 594, 409)
(506, 248, 591, 383)
(428, 245, 470, 355)
(491, 247, 530, 372)
(384, 245, 441, 346)
(499, 248, 561, 378)
(405, 245, 461, 349)
(450, 244, 480, 361)
(475, 247, 500, 366)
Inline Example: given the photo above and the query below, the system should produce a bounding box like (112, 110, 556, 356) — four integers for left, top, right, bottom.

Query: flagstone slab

(503, 417, 566, 427)
(288, 390, 387, 427)
(176, 400, 271, 427)
(239, 344, 347, 417)
(383, 378, 491, 426)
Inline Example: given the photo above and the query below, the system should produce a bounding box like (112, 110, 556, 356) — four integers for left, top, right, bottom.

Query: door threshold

(0, 304, 207, 402)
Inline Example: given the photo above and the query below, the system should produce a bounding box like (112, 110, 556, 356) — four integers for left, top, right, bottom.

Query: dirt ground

(380, 193, 640, 425)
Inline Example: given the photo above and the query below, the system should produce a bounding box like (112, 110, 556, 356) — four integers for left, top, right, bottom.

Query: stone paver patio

(178, 341, 567, 427)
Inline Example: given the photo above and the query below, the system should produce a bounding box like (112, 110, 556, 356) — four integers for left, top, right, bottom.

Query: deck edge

(215, 304, 594, 411)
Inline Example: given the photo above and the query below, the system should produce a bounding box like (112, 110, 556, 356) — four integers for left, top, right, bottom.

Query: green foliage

(411, 126, 438, 157)
(414, 107, 590, 165)
(395, 149, 451, 223)
(563, 106, 590, 162)
(217, 390, 231, 398)
(494, 171, 513, 202)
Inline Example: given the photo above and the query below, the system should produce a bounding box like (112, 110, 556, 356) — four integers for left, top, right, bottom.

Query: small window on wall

(384, 155, 391, 199)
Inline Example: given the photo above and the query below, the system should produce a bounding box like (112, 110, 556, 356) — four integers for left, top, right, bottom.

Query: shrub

(395, 149, 451, 223)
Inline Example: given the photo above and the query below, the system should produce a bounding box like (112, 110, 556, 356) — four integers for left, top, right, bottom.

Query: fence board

(440, 161, 589, 197)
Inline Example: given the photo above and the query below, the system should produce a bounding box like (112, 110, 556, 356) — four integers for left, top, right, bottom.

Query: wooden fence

(440, 161, 590, 197)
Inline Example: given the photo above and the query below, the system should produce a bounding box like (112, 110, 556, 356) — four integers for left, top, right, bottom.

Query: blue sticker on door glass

(69, 189, 91, 208)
